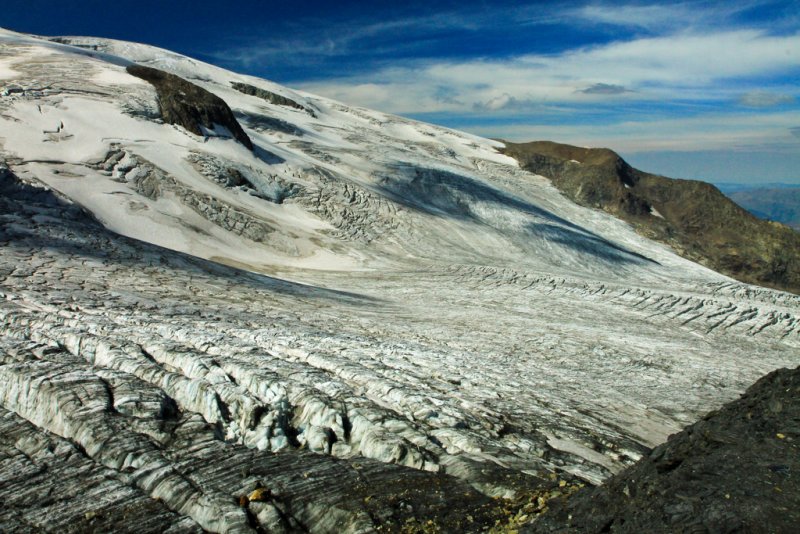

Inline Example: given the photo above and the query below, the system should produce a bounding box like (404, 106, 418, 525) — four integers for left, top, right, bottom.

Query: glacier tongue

(0, 28, 799, 532)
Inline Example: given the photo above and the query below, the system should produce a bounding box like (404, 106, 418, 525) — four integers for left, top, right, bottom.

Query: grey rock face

(127, 65, 254, 150)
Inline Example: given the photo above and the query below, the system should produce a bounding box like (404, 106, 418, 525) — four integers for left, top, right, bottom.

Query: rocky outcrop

(527, 365, 800, 533)
(127, 65, 253, 150)
(501, 141, 800, 294)
(230, 82, 315, 116)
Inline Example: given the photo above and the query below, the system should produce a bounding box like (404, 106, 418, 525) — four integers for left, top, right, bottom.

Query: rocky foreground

(528, 365, 800, 533)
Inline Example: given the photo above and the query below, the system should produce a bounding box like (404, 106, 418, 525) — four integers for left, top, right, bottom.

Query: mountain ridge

(500, 140, 800, 294)
(528, 364, 800, 533)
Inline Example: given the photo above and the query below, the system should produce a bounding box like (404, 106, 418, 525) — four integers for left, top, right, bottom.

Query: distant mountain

(501, 141, 800, 294)
(714, 182, 800, 194)
(725, 186, 800, 230)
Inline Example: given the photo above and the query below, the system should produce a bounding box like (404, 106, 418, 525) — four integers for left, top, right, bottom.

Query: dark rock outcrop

(527, 365, 800, 533)
(231, 82, 315, 116)
(127, 65, 253, 150)
(501, 141, 800, 294)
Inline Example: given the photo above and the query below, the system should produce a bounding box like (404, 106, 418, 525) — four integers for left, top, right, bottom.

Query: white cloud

(469, 110, 800, 153)
(568, 1, 768, 32)
(570, 3, 694, 31)
(476, 93, 516, 111)
(298, 30, 800, 115)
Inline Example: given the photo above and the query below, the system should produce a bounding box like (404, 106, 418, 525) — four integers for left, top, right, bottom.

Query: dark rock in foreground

(501, 141, 800, 294)
(527, 365, 800, 533)
(127, 65, 254, 150)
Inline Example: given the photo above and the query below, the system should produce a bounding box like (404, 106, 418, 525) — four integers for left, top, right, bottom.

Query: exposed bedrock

(126, 65, 254, 150)
(230, 81, 315, 116)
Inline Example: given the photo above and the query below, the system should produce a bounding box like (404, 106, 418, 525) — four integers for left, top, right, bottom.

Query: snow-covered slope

(0, 28, 725, 280)
(0, 29, 798, 532)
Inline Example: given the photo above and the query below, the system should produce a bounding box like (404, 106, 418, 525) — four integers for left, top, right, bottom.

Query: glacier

(0, 28, 798, 532)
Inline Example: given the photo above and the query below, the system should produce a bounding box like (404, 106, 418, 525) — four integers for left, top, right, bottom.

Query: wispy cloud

(207, 11, 487, 71)
(567, 1, 770, 32)
(298, 29, 800, 114)
(569, 2, 695, 31)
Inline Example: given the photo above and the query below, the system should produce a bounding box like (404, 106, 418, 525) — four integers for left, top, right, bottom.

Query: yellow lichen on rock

(248, 487, 271, 502)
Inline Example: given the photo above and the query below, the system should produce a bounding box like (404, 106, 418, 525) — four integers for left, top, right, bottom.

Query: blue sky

(3, 1, 799, 183)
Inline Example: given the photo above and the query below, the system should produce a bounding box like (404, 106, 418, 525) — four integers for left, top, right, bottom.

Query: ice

(0, 58, 20, 80)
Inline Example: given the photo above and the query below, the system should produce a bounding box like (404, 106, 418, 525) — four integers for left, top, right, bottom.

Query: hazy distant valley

(720, 183, 800, 230)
